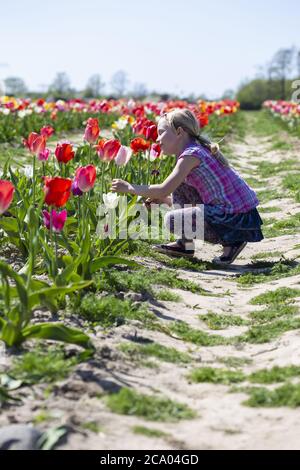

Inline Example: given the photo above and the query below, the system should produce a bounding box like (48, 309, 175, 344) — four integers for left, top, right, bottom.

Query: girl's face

(157, 118, 179, 155)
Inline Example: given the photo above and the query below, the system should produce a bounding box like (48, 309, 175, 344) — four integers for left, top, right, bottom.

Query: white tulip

(103, 192, 120, 210)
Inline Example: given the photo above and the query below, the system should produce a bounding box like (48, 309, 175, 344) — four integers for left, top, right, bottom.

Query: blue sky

(0, 0, 299, 97)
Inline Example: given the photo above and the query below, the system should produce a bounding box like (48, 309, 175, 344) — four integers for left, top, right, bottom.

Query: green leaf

(22, 323, 94, 349)
(0, 217, 19, 234)
(27, 281, 93, 311)
(0, 374, 23, 390)
(38, 426, 68, 450)
(89, 256, 138, 274)
(0, 261, 28, 312)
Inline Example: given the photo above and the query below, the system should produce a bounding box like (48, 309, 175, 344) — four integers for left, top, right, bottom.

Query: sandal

(152, 240, 195, 258)
(212, 242, 247, 266)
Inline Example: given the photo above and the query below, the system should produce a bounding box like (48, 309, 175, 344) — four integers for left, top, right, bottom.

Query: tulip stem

(32, 154, 36, 205)
(101, 163, 105, 201)
(54, 232, 58, 276)
(89, 144, 92, 165)
(49, 208, 56, 278)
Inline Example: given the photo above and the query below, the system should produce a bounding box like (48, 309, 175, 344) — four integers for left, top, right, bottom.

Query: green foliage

(9, 345, 79, 384)
(188, 367, 245, 385)
(106, 387, 196, 421)
(199, 312, 248, 330)
(119, 341, 192, 364)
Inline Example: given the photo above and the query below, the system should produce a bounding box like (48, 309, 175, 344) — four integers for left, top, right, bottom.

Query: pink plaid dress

(178, 144, 259, 214)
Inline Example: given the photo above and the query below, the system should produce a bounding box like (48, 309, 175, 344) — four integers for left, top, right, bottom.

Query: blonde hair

(161, 109, 229, 167)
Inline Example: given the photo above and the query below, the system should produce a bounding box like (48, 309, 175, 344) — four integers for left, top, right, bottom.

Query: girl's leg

(170, 183, 222, 245)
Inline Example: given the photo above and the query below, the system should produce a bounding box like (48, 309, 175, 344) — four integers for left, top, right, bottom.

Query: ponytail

(194, 134, 230, 168)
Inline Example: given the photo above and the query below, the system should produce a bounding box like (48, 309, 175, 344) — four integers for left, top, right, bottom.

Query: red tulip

(23, 132, 46, 155)
(198, 113, 209, 128)
(150, 143, 161, 159)
(0, 180, 15, 215)
(84, 118, 100, 144)
(55, 142, 75, 164)
(43, 177, 72, 207)
(96, 139, 121, 162)
(42, 209, 67, 232)
(40, 125, 54, 139)
(145, 124, 158, 142)
(130, 137, 151, 153)
(75, 165, 96, 192)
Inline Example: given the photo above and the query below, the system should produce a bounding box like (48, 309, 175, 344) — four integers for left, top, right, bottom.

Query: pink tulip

(42, 209, 67, 232)
(115, 145, 132, 166)
(0, 180, 15, 215)
(23, 132, 46, 155)
(96, 139, 121, 162)
(75, 165, 96, 192)
(40, 126, 54, 139)
(84, 118, 100, 144)
(38, 148, 51, 161)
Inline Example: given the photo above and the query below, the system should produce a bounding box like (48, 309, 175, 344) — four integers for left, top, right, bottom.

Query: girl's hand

(143, 195, 172, 209)
(111, 179, 134, 194)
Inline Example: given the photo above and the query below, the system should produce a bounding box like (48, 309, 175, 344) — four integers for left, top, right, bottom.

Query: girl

(111, 109, 263, 265)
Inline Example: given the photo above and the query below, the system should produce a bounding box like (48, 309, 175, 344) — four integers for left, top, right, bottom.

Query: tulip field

(263, 100, 300, 134)
(1, 95, 300, 450)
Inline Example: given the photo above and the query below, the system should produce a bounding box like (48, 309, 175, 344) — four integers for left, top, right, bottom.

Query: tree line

(237, 46, 300, 109)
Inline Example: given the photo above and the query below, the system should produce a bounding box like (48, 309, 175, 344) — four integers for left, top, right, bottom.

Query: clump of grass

(256, 188, 285, 204)
(106, 387, 196, 421)
(219, 356, 253, 368)
(188, 367, 245, 385)
(269, 141, 294, 151)
(249, 304, 298, 323)
(146, 250, 212, 272)
(262, 212, 300, 238)
(82, 421, 103, 433)
(243, 383, 300, 408)
(262, 217, 278, 226)
(77, 293, 155, 327)
(119, 342, 192, 364)
(250, 110, 284, 136)
(199, 312, 248, 330)
(250, 287, 300, 305)
(249, 365, 300, 384)
(238, 317, 300, 344)
(33, 411, 53, 424)
(237, 260, 300, 286)
(251, 251, 283, 260)
(272, 212, 300, 230)
(95, 267, 212, 297)
(259, 206, 282, 213)
(132, 426, 168, 438)
(156, 289, 182, 302)
(169, 321, 229, 346)
(10, 345, 78, 385)
(245, 177, 267, 188)
(255, 158, 299, 177)
(282, 173, 300, 192)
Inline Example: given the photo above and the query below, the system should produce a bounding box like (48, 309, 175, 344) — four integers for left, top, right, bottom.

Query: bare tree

(49, 72, 72, 96)
(4, 76, 27, 95)
(271, 48, 295, 99)
(110, 70, 128, 97)
(131, 82, 148, 99)
(297, 50, 300, 79)
(84, 74, 105, 98)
